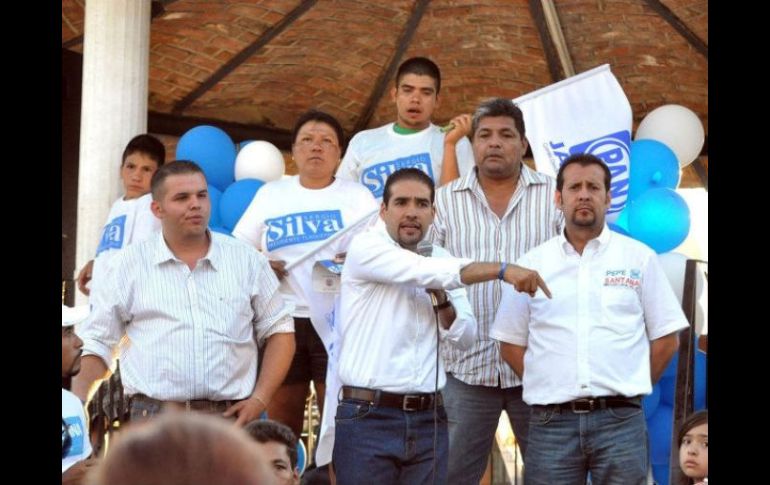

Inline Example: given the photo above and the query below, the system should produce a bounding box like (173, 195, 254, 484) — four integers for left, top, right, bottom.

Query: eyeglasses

(62, 418, 72, 459)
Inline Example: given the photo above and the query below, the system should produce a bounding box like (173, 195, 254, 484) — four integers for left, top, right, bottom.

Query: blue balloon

(694, 351, 707, 410)
(659, 375, 676, 406)
(663, 353, 679, 379)
(219, 179, 265, 230)
(627, 188, 690, 253)
(651, 463, 670, 485)
(658, 351, 707, 409)
(176, 125, 236, 192)
(648, 404, 673, 465)
(628, 139, 680, 200)
(643, 383, 661, 419)
(608, 223, 630, 236)
(209, 226, 232, 237)
(207, 186, 223, 229)
(614, 207, 630, 231)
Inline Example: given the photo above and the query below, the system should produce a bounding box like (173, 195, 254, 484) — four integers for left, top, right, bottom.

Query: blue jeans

(443, 373, 531, 485)
(525, 403, 648, 485)
(332, 399, 448, 485)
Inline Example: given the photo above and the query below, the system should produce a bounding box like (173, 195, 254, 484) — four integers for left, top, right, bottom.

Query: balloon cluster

(611, 104, 707, 484)
(610, 105, 705, 253)
(175, 126, 286, 234)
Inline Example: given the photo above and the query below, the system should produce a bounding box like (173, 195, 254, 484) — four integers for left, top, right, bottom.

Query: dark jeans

(443, 373, 531, 484)
(525, 403, 648, 485)
(333, 399, 448, 485)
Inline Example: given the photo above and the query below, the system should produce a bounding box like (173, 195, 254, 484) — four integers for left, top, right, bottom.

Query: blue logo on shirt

(63, 416, 85, 456)
(266, 210, 344, 251)
(360, 153, 435, 198)
(95, 215, 127, 256)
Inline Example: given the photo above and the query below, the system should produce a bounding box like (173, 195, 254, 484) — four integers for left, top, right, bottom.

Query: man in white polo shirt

(491, 153, 689, 484)
(333, 168, 550, 485)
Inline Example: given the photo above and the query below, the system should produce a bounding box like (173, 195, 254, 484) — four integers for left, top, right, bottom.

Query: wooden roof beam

(172, 0, 318, 115)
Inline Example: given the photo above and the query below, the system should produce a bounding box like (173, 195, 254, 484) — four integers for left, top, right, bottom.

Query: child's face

(121, 152, 159, 199)
(679, 422, 708, 481)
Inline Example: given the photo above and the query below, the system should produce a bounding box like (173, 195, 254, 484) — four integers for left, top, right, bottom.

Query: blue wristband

(498, 262, 508, 280)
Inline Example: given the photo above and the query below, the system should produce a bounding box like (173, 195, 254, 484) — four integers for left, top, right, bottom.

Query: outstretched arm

(460, 262, 551, 298)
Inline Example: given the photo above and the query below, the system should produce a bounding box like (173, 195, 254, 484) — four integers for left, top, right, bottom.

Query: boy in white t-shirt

(76, 135, 166, 295)
(336, 56, 475, 198)
(62, 304, 96, 483)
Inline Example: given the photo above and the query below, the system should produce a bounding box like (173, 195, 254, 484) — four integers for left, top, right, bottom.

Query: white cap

(61, 304, 90, 327)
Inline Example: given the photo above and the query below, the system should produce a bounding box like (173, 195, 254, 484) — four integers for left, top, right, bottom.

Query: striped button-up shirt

(81, 231, 294, 401)
(428, 165, 563, 387)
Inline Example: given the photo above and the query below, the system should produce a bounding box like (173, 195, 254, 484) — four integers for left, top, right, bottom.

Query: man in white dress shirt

(333, 168, 550, 485)
(73, 161, 296, 427)
(491, 154, 689, 484)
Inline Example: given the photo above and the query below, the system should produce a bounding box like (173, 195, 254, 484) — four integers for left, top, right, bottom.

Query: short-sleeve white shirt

(491, 227, 689, 405)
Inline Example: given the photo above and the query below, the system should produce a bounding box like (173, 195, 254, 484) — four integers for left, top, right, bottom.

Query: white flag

(514, 64, 632, 222)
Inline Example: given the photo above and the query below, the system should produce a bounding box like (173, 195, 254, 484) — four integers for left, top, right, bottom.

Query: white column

(75, 0, 151, 304)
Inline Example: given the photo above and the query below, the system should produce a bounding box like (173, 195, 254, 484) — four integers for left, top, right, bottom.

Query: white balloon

(657, 252, 707, 335)
(234, 140, 285, 182)
(635, 104, 705, 168)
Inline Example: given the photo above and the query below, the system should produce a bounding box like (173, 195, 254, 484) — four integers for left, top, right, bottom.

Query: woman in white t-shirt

(233, 110, 377, 440)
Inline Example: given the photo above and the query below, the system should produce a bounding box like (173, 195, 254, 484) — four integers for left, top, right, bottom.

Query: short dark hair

(556, 153, 612, 192)
(396, 57, 441, 94)
(243, 420, 298, 469)
(150, 160, 205, 200)
(471, 98, 526, 140)
(122, 134, 166, 167)
(382, 168, 435, 205)
(291, 109, 346, 154)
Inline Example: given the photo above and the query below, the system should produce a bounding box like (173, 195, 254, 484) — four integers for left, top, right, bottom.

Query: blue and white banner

(361, 153, 434, 198)
(514, 64, 632, 222)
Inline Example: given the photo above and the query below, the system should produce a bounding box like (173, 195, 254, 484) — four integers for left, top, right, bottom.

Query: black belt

(129, 393, 241, 412)
(534, 395, 642, 414)
(341, 386, 442, 412)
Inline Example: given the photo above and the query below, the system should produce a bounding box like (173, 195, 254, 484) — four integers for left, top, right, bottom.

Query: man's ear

(390, 85, 397, 103)
(151, 199, 162, 218)
(554, 191, 563, 210)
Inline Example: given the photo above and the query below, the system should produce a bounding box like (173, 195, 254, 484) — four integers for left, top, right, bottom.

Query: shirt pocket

(600, 285, 642, 334)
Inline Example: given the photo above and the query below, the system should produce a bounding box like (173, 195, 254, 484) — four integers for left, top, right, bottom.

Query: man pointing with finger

(332, 168, 549, 485)
(491, 153, 688, 484)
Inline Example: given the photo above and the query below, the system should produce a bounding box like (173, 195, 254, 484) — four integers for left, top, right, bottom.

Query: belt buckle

(402, 395, 421, 411)
(570, 398, 594, 413)
(184, 400, 192, 411)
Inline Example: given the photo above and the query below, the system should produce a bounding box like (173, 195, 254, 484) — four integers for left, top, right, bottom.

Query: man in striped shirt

(428, 97, 564, 484)
(73, 161, 296, 427)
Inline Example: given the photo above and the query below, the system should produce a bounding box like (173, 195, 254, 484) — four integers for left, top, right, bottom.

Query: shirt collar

(558, 224, 612, 255)
(454, 163, 546, 194)
(151, 230, 219, 270)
